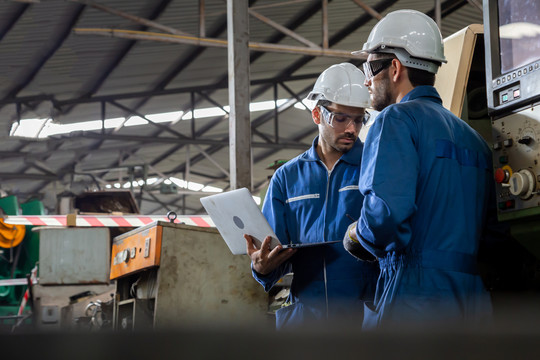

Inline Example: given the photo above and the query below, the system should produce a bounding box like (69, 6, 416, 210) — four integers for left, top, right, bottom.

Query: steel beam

(0, 73, 319, 107)
(435, 0, 442, 29)
(72, 132, 310, 149)
(248, 8, 319, 48)
(351, 0, 382, 20)
(322, 0, 328, 49)
(108, 100, 188, 138)
(72, 28, 364, 59)
(227, 0, 252, 190)
(0, 173, 57, 180)
(199, 0, 206, 37)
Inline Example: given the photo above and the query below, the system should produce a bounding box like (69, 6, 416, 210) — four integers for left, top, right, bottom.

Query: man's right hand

(245, 234, 296, 275)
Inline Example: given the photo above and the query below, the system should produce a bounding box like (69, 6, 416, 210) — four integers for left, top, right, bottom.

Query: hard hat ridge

(354, 9, 447, 74)
(305, 62, 371, 109)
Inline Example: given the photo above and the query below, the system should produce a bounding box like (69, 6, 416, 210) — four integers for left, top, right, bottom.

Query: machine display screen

(498, 0, 540, 74)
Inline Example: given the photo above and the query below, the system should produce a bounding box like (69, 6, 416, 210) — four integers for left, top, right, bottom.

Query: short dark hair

(407, 67, 435, 87)
(370, 53, 436, 86)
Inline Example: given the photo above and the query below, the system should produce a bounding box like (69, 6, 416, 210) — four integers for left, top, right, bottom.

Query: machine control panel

(491, 106, 540, 217)
(489, 60, 540, 114)
(110, 223, 162, 280)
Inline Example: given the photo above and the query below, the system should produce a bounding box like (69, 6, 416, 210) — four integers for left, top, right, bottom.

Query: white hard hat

(305, 62, 371, 109)
(353, 9, 447, 74)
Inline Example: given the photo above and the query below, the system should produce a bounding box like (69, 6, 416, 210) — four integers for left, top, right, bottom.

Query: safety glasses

(319, 106, 370, 131)
(362, 58, 393, 81)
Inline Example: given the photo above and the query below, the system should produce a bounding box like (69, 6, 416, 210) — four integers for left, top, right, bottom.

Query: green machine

(0, 196, 43, 327)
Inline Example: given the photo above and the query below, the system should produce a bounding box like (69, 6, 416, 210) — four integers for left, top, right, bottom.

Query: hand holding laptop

(245, 234, 296, 275)
(200, 188, 341, 255)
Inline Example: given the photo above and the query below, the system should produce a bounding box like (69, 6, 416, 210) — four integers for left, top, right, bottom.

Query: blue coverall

(356, 86, 493, 328)
(253, 137, 379, 329)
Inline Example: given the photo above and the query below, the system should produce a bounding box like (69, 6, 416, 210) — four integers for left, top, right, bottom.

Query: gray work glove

(343, 221, 377, 262)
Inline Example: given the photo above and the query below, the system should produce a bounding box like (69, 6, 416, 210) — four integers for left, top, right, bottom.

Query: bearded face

(370, 69, 395, 112)
(364, 54, 397, 111)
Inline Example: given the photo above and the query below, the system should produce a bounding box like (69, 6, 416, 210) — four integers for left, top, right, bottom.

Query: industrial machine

(0, 190, 140, 332)
(110, 220, 270, 331)
(435, 0, 540, 305)
(32, 227, 115, 331)
(482, 0, 540, 261)
(483, 0, 540, 217)
(0, 196, 42, 331)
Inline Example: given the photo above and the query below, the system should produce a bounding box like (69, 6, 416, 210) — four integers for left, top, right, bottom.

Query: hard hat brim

(351, 49, 367, 56)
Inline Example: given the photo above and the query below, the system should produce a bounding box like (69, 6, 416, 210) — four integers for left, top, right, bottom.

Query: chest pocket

(435, 139, 489, 170)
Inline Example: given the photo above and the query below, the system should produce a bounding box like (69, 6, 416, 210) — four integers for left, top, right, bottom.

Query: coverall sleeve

(252, 171, 293, 292)
(356, 110, 419, 257)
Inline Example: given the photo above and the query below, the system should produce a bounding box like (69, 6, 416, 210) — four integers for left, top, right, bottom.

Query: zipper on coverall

(319, 159, 338, 320)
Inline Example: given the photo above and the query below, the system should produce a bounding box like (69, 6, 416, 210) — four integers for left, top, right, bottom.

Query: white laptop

(200, 188, 340, 255)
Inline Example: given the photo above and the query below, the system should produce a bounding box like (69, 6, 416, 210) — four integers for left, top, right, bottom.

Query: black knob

(518, 136, 533, 145)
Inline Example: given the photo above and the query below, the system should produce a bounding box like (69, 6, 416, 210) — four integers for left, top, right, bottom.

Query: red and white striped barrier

(3, 215, 215, 228)
(17, 265, 38, 317)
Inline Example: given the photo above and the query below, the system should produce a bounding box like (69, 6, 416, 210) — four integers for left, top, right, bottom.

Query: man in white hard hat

(345, 10, 494, 329)
(245, 63, 379, 330)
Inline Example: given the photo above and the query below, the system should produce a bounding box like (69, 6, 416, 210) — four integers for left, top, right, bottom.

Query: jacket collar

(400, 85, 442, 105)
(303, 136, 363, 165)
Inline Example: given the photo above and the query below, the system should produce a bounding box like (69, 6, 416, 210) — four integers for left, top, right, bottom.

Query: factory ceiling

(0, 0, 483, 215)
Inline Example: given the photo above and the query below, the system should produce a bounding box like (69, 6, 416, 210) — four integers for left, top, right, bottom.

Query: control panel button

(493, 142, 502, 150)
(118, 249, 130, 264)
(503, 138, 513, 147)
(144, 237, 151, 258)
(498, 156, 509, 164)
(495, 168, 510, 183)
(509, 169, 536, 199)
(498, 199, 515, 210)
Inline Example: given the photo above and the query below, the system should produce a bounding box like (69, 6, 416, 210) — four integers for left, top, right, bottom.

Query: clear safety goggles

(319, 106, 370, 130)
(362, 58, 393, 81)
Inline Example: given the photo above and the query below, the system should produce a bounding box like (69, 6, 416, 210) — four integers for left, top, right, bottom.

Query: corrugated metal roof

(0, 0, 484, 215)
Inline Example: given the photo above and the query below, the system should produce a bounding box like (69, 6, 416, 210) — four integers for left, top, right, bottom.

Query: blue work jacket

(253, 137, 379, 329)
(356, 86, 493, 328)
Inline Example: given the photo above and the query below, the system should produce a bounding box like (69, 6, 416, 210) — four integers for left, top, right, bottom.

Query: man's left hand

(343, 221, 377, 262)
